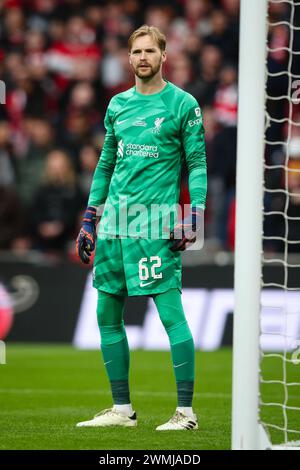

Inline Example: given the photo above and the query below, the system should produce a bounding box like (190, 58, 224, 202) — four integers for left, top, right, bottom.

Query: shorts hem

(127, 284, 182, 297)
(94, 284, 128, 296)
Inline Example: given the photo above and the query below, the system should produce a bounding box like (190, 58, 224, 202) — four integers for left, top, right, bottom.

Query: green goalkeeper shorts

(92, 237, 182, 296)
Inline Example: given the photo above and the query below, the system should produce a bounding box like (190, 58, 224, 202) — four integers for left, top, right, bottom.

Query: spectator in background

(16, 117, 54, 209)
(0, 115, 15, 187)
(265, 22, 290, 149)
(168, 52, 193, 89)
(84, 3, 106, 43)
(46, 14, 101, 92)
(47, 16, 65, 44)
(144, 5, 174, 35)
(219, 0, 239, 63)
(213, 63, 237, 127)
(23, 27, 58, 118)
(4, 51, 33, 154)
(26, 0, 59, 30)
(210, 63, 237, 247)
(55, 80, 103, 166)
(78, 144, 98, 201)
(187, 44, 223, 106)
(177, 0, 212, 38)
(0, 186, 23, 250)
(286, 154, 300, 252)
(30, 149, 84, 253)
(200, 105, 221, 241)
(68, 81, 98, 115)
(205, 9, 231, 56)
(182, 31, 202, 63)
(100, 34, 134, 102)
(59, 110, 94, 170)
(1, 4, 25, 51)
(0, 110, 22, 251)
(264, 137, 300, 254)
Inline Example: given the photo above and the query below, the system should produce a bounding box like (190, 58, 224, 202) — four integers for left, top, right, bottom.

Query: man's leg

(153, 288, 198, 430)
(77, 289, 136, 427)
(97, 289, 132, 413)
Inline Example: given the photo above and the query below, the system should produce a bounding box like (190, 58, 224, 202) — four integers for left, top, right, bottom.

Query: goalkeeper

(76, 25, 207, 431)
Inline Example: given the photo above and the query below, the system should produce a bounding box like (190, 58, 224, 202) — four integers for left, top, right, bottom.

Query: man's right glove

(76, 206, 97, 264)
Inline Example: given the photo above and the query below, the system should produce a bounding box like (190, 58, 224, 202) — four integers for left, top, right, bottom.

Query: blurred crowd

(264, 2, 300, 254)
(0, 0, 299, 259)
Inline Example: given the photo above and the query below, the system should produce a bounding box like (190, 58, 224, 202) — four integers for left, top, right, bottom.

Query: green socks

(171, 338, 195, 407)
(97, 291, 130, 405)
(153, 289, 195, 408)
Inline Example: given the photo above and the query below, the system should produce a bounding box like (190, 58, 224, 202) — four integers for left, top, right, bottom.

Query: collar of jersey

(133, 80, 170, 98)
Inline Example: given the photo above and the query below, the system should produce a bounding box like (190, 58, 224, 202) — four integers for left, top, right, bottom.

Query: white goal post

(232, 0, 300, 450)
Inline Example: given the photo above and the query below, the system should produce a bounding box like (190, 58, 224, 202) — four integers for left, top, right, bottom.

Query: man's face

(129, 34, 166, 80)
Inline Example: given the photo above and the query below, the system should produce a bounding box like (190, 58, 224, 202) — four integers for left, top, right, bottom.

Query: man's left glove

(76, 206, 97, 264)
(170, 207, 202, 252)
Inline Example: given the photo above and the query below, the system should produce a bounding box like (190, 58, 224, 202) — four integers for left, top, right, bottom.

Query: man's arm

(181, 98, 207, 212)
(88, 103, 118, 208)
(76, 101, 117, 263)
(170, 97, 207, 251)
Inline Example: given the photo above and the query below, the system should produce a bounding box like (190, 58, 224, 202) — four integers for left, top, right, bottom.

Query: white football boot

(156, 410, 198, 431)
(76, 407, 137, 428)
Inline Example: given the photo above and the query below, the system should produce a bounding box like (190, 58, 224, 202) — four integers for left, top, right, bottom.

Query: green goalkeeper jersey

(88, 80, 207, 238)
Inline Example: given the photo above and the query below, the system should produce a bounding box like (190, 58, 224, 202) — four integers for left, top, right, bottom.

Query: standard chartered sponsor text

(126, 143, 159, 159)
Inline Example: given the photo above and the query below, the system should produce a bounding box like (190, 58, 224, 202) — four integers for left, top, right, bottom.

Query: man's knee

(165, 320, 193, 346)
(99, 323, 126, 346)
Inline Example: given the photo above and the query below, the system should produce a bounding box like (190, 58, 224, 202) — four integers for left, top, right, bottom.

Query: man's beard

(135, 60, 161, 79)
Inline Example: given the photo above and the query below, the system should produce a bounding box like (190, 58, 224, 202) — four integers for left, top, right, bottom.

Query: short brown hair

(128, 25, 166, 52)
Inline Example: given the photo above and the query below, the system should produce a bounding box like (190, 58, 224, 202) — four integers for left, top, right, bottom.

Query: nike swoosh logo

(116, 119, 128, 125)
(139, 280, 156, 287)
(104, 360, 113, 366)
(174, 362, 188, 368)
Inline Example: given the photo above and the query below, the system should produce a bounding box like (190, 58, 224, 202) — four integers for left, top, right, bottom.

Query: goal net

(260, 0, 300, 449)
(232, 0, 300, 450)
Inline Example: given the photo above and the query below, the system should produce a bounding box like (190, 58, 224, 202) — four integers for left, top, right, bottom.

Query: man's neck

(135, 75, 167, 95)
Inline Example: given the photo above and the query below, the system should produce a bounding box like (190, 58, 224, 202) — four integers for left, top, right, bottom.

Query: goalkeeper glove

(76, 206, 97, 264)
(170, 207, 201, 252)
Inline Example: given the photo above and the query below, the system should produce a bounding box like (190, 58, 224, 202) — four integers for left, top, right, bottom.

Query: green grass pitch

(0, 345, 299, 450)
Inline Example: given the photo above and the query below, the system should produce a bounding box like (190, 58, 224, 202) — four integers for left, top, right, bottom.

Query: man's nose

(140, 51, 146, 60)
